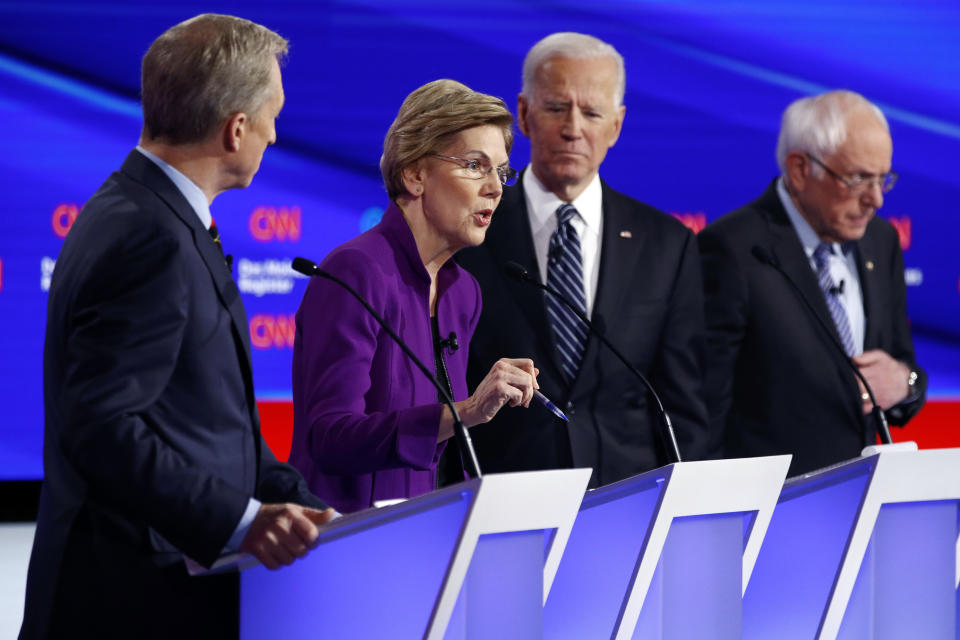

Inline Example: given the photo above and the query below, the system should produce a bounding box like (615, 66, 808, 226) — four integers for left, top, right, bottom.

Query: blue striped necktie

(546, 203, 589, 381)
(813, 242, 856, 356)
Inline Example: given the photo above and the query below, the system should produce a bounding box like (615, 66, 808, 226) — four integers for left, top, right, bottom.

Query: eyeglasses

(431, 154, 518, 186)
(806, 154, 898, 195)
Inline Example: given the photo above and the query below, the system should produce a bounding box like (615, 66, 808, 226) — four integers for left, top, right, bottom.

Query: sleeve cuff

(224, 497, 262, 553)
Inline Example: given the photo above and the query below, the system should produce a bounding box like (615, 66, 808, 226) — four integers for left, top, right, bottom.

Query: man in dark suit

(457, 33, 708, 487)
(21, 14, 334, 639)
(699, 90, 926, 476)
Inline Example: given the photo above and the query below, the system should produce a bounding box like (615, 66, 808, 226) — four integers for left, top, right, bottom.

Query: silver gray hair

(522, 32, 626, 106)
(141, 13, 288, 144)
(776, 90, 889, 175)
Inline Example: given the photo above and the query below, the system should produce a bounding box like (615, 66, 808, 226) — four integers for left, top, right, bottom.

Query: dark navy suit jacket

(698, 180, 927, 476)
(457, 176, 709, 487)
(21, 150, 325, 639)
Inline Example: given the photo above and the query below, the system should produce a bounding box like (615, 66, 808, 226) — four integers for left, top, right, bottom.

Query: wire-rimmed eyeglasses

(807, 154, 898, 195)
(431, 154, 518, 186)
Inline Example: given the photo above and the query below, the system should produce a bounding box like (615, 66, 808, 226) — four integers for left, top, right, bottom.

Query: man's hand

(240, 503, 336, 570)
(853, 349, 910, 413)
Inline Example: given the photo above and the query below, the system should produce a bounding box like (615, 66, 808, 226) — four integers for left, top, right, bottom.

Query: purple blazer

(289, 203, 482, 513)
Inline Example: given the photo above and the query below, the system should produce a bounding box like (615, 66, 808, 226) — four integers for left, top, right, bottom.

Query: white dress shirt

(777, 177, 865, 354)
(524, 168, 604, 316)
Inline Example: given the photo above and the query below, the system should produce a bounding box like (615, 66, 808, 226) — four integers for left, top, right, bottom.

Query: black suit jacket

(457, 176, 709, 487)
(21, 150, 325, 639)
(698, 179, 926, 476)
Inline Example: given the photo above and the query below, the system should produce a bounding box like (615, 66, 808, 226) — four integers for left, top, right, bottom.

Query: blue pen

(534, 390, 568, 421)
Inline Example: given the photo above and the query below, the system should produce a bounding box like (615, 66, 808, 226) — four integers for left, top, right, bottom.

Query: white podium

(238, 468, 590, 639)
(744, 443, 960, 640)
(543, 456, 790, 639)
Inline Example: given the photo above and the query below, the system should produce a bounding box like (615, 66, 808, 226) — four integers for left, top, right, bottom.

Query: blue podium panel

(444, 529, 549, 640)
(544, 474, 666, 639)
(634, 512, 745, 640)
(838, 500, 958, 640)
(743, 460, 875, 640)
(240, 490, 473, 639)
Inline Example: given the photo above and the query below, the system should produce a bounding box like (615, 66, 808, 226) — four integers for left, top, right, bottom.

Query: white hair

(776, 90, 889, 175)
(522, 32, 626, 105)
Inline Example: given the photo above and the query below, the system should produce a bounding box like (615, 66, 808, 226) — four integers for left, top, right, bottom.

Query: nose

(861, 179, 884, 209)
(482, 169, 503, 199)
(560, 108, 583, 140)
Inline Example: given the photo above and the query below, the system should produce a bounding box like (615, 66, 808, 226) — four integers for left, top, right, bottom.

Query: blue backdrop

(1, 0, 958, 479)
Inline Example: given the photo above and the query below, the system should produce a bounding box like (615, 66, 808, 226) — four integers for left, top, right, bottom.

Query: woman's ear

(401, 160, 426, 197)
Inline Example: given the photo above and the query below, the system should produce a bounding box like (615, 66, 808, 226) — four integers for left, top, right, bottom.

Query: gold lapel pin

(865, 261, 875, 271)
(619, 230, 632, 238)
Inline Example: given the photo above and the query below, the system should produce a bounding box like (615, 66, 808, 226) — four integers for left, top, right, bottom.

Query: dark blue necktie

(546, 203, 588, 381)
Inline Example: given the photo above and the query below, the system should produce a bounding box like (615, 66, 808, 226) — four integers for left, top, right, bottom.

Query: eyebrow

(461, 150, 510, 167)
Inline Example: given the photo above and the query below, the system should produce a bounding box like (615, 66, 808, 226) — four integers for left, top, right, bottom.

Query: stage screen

(1, 0, 958, 480)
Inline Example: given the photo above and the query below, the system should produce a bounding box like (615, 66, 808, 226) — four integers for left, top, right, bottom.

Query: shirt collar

(776, 176, 851, 259)
(523, 168, 602, 235)
(136, 145, 212, 230)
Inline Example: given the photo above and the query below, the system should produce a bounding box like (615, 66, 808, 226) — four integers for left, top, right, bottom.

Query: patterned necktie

(813, 242, 856, 356)
(546, 203, 588, 381)
(208, 221, 232, 270)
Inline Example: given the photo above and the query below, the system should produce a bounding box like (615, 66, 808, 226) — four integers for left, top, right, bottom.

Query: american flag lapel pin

(619, 230, 632, 238)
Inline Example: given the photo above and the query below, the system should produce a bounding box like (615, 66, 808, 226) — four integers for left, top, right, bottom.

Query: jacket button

(566, 401, 575, 416)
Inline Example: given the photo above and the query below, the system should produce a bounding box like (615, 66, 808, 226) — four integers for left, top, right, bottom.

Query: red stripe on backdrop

(889, 400, 960, 448)
(257, 400, 960, 464)
(258, 400, 295, 462)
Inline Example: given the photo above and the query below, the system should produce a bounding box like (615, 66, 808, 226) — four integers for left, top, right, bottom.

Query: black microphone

(439, 332, 458, 353)
(503, 261, 683, 463)
(291, 257, 481, 478)
(828, 280, 845, 296)
(750, 246, 892, 445)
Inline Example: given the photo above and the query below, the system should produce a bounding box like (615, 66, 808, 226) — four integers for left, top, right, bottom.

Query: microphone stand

(504, 261, 683, 464)
(292, 257, 481, 478)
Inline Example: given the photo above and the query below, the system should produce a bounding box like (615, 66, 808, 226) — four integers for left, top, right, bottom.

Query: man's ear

(222, 112, 248, 152)
(517, 94, 530, 138)
(785, 151, 810, 192)
(608, 103, 626, 148)
(401, 160, 427, 197)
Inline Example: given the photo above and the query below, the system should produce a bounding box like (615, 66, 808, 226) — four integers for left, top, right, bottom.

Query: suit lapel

(488, 180, 567, 383)
(761, 187, 848, 354)
(120, 150, 258, 413)
(592, 181, 649, 331)
(854, 227, 882, 349)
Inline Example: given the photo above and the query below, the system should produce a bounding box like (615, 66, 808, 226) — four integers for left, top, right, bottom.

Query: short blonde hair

(381, 79, 514, 201)
(142, 13, 288, 144)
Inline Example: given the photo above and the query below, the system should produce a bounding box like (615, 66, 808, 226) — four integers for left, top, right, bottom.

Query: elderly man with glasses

(699, 89, 926, 476)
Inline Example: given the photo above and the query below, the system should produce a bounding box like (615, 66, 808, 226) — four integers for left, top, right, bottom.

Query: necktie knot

(556, 203, 578, 226)
(813, 242, 832, 268)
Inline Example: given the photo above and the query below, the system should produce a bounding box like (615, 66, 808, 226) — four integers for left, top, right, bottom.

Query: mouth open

(474, 209, 493, 227)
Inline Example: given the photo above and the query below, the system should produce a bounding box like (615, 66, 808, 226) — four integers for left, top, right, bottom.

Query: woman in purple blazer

(290, 80, 539, 513)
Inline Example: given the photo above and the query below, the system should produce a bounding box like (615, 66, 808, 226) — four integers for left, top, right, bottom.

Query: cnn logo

(249, 206, 301, 242)
(887, 216, 911, 251)
(250, 314, 296, 349)
(52, 203, 81, 238)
